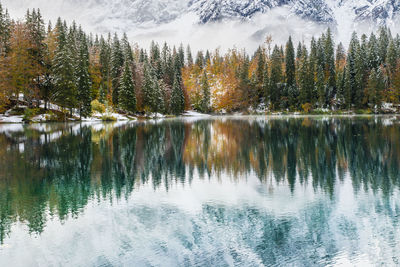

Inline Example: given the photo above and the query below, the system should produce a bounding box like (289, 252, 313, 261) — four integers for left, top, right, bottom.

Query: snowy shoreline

(1, 111, 399, 124)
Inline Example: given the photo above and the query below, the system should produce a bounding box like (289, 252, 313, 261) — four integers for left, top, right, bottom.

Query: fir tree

(110, 33, 124, 106)
(186, 45, 193, 66)
(316, 65, 325, 107)
(285, 36, 296, 88)
(262, 62, 270, 105)
(199, 70, 210, 113)
(121, 33, 133, 64)
(171, 70, 185, 114)
(52, 19, 77, 112)
(344, 32, 360, 109)
(76, 34, 92, 117)
(256, 47, 265, 99)
(368, 33, 380, 70)
(99, 35, 111, 96)
(367, 68, 384, 111)
(178, 44, 185, 68)
(335, 43, 345, 71)
(324, 28, 336, 104)
(153, 78, 165, 114)
(195, 51, 204, 69)
(268, 46, 283, 109)
(0, 3, 11, 56)
(387, 40, 398, 74)
(336, 68, 346, 108)
(378, 26, 389, 65)
(118, 59, 136, 112)
(142, 63, 155, 111)
(99, 84, 106, 104)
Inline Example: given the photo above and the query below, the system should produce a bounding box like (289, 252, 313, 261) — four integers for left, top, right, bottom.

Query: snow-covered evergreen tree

(118, 59, 136, 112)
(52, 19, 77, 112)
(171, 70, 185, 114)
(76, 33, 92, 118)
(199, 70, 210, 113)
(110, 33, 124, 106)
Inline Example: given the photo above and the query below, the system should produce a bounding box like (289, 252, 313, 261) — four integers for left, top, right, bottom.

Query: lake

(0, 116, 399, 266)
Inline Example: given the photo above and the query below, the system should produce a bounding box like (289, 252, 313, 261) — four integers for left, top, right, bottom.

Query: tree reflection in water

(0, 116, 399, 257)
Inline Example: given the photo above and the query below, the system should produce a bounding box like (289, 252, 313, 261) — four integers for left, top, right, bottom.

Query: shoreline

(1, 112, 399, 124)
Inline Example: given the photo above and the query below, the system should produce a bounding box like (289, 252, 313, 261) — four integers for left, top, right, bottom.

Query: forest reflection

(0, 116, 399, 244)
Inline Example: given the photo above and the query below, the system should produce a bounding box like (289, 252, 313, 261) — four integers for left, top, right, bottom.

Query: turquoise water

(0, 116, 399, 266)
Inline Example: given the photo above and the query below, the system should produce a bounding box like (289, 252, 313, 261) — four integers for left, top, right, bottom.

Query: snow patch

(0, 115, 24, 123)
(182, 110, 211, 117)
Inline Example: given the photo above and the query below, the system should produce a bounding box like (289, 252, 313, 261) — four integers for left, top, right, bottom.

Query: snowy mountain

(189, 0, 400, 25)
(2, 0, 400, 52)
(4, 0, 399, 27)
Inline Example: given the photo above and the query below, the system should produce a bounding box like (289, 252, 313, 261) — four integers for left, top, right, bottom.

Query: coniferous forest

(1, 3, 400, 117)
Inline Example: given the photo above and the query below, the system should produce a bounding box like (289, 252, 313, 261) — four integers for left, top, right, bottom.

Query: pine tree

(118, 59, 136, 112)
(121, 33, 133, 64)
(391, 63, 400, 105)
(324, 28, 336, 104)
(344, 32, 360, 109)
(238, 55, 251, 108)
(199, 70, 210, 113)
(262, 62, 270, 108)
(296, 42, 302, 60)
(256, 47, 265, 99)
(335, 43, 345, 71)
(336, 68, 346, 108)
(268, 45, 282, 109)
(153, 77, 165, 114)
(298, 47, 313, 106)
(367, 68, 384, 111)
(387, 39, 398, 74)
(142, 63, 154, 111)
(195, 51, 204, 69)
(368, 33, 380, 70)
(0, 3, 11, 56)
(110, 33, 124, 106)
(52, 19, 77, 112)
(99, 84, 106, 104)
(99, 35, 111, 97)
(285, 36, 296, 88)
(178, 43, 185, 68)
(205, 50, 211, 66)
(171, 70, 185, 114)
(186, 45, 193, 66)
(76, 34, 92, 118)
(316, 65, 325, 107)
(378, 26, 389, 65)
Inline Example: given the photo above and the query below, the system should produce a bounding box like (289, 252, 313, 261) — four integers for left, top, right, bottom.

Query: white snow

(183, 110, 211, 117)
(0, 115, 24, 123)
(144, 112, 166, 118)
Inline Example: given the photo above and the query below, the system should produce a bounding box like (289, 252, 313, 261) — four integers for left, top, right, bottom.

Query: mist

(2, 0, 399, 53)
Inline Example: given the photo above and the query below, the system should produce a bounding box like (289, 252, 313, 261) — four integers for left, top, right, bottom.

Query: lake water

(0, 116, 400, 266)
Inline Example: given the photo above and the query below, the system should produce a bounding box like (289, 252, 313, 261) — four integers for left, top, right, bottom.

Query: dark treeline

(1, 117, 400, 242)
(1, 2, 400, 115)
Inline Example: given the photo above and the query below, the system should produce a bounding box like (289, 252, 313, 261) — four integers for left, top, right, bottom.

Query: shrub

(301, 103, 312, 113)
(91, 99, 106, 114)
(23, 108, 40, 121)
(101, 115, 117, 121)
(355, 109, 373, 114)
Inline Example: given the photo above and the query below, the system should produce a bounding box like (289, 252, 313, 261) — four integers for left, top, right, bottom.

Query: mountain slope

(2, 0, 400, 53)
